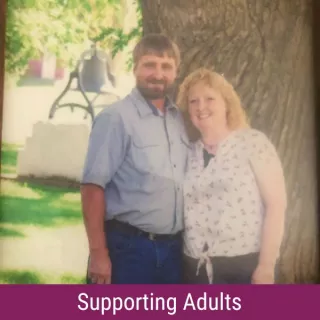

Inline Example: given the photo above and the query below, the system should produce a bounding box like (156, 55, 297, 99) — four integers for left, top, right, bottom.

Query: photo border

(0, 0, 319, 283)
(312, 0, 320, 283)
(0, 0, 7, 168)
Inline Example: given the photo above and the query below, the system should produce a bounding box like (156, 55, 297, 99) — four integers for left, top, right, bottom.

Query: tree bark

(141, 0, 318, 283)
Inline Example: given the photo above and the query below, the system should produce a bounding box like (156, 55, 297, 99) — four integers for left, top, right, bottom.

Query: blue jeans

(106, 229, 182, 284)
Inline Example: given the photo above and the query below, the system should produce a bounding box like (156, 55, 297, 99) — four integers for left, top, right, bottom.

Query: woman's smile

(197, 111, 213, 120)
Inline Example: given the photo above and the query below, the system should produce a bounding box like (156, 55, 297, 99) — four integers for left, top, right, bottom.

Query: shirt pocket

(130, 133, 166, 174)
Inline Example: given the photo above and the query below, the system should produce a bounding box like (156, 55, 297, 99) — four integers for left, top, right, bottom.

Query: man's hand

(88, 248, 112, 284)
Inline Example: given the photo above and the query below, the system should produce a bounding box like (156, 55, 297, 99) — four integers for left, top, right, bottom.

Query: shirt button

(173, 165, 176, 168)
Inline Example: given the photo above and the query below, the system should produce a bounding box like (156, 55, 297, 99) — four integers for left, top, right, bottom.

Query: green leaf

(5, 0, 142, 80)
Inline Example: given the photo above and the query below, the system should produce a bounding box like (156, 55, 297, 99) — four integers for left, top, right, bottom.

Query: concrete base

(17, 122, 90, 183)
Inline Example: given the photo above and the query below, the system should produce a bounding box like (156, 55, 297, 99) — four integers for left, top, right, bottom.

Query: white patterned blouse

(183, 128, 283, 283)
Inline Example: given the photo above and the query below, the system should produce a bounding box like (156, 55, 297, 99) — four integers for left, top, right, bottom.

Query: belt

(106, 219, 181, 241)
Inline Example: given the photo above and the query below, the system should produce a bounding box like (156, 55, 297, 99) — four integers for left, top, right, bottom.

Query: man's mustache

(147, 79, 166, 85)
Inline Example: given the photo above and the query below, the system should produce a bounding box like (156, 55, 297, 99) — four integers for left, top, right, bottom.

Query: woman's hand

(251, 264, 275, 284)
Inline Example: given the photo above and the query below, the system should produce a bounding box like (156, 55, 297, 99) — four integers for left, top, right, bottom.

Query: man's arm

(81, 183, 110, 284)
(80, 110, 128, 283)
(81, 184, 106, 252)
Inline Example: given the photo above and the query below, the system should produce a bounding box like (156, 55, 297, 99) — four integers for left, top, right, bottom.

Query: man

(81, 34, 189, 284)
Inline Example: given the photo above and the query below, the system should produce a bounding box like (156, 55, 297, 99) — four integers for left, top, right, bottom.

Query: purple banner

(0, 285, 318, 319)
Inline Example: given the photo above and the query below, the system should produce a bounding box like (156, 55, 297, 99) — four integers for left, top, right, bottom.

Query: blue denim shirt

(81, 88, 189, 234)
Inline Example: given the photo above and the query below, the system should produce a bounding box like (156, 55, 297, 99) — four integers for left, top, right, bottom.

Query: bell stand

(48, 42, 120, 123)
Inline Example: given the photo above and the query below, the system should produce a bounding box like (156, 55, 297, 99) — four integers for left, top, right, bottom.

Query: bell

(78, 52, 112, 93)
(48, 42, 119, 123)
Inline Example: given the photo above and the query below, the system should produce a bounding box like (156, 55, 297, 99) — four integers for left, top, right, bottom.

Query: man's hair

(133, 33, 180, 67)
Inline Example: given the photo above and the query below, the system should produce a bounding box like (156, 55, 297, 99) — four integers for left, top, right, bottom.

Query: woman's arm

(249, 131, 287, 278)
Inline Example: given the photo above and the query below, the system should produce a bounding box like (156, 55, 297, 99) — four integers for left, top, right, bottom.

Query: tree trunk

(141, 0, 318, 283)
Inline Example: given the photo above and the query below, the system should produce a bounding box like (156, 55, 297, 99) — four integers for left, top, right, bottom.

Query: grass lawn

(0, 179, 86, 283)
(1, 142, 83, 233)
(0, 143, 86, 284)
(0, 142, 20, 175)
(0, 179, 82, 233)
(0, 270, 85, 284)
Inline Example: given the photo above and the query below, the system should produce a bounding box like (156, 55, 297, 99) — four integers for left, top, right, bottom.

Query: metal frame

(48, 43, 120, 122)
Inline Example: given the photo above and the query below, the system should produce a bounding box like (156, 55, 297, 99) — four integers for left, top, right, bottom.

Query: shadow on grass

(0, 270, 86, 284)
(0, 226, 25, 238)
(0, 180, 82, 227)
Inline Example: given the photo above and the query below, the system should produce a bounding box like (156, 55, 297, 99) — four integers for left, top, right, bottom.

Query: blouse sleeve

(246, 129, 283, 170)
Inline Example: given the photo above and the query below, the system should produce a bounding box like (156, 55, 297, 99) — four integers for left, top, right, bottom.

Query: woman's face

(187, 82, 227, 132)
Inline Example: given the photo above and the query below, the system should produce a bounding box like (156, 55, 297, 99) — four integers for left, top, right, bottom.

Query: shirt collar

(130, 87, 178, 118)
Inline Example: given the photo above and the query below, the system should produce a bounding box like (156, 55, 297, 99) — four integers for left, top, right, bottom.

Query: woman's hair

(176, 68, 250, 141)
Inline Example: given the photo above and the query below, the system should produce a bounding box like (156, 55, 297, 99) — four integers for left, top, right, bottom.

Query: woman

(177, 68, 287, 284)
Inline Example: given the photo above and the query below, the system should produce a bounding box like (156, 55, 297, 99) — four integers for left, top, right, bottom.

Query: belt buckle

(148, 233, 155, 241)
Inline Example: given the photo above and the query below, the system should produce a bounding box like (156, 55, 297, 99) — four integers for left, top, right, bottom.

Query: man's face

(134, 53, 178, 99)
